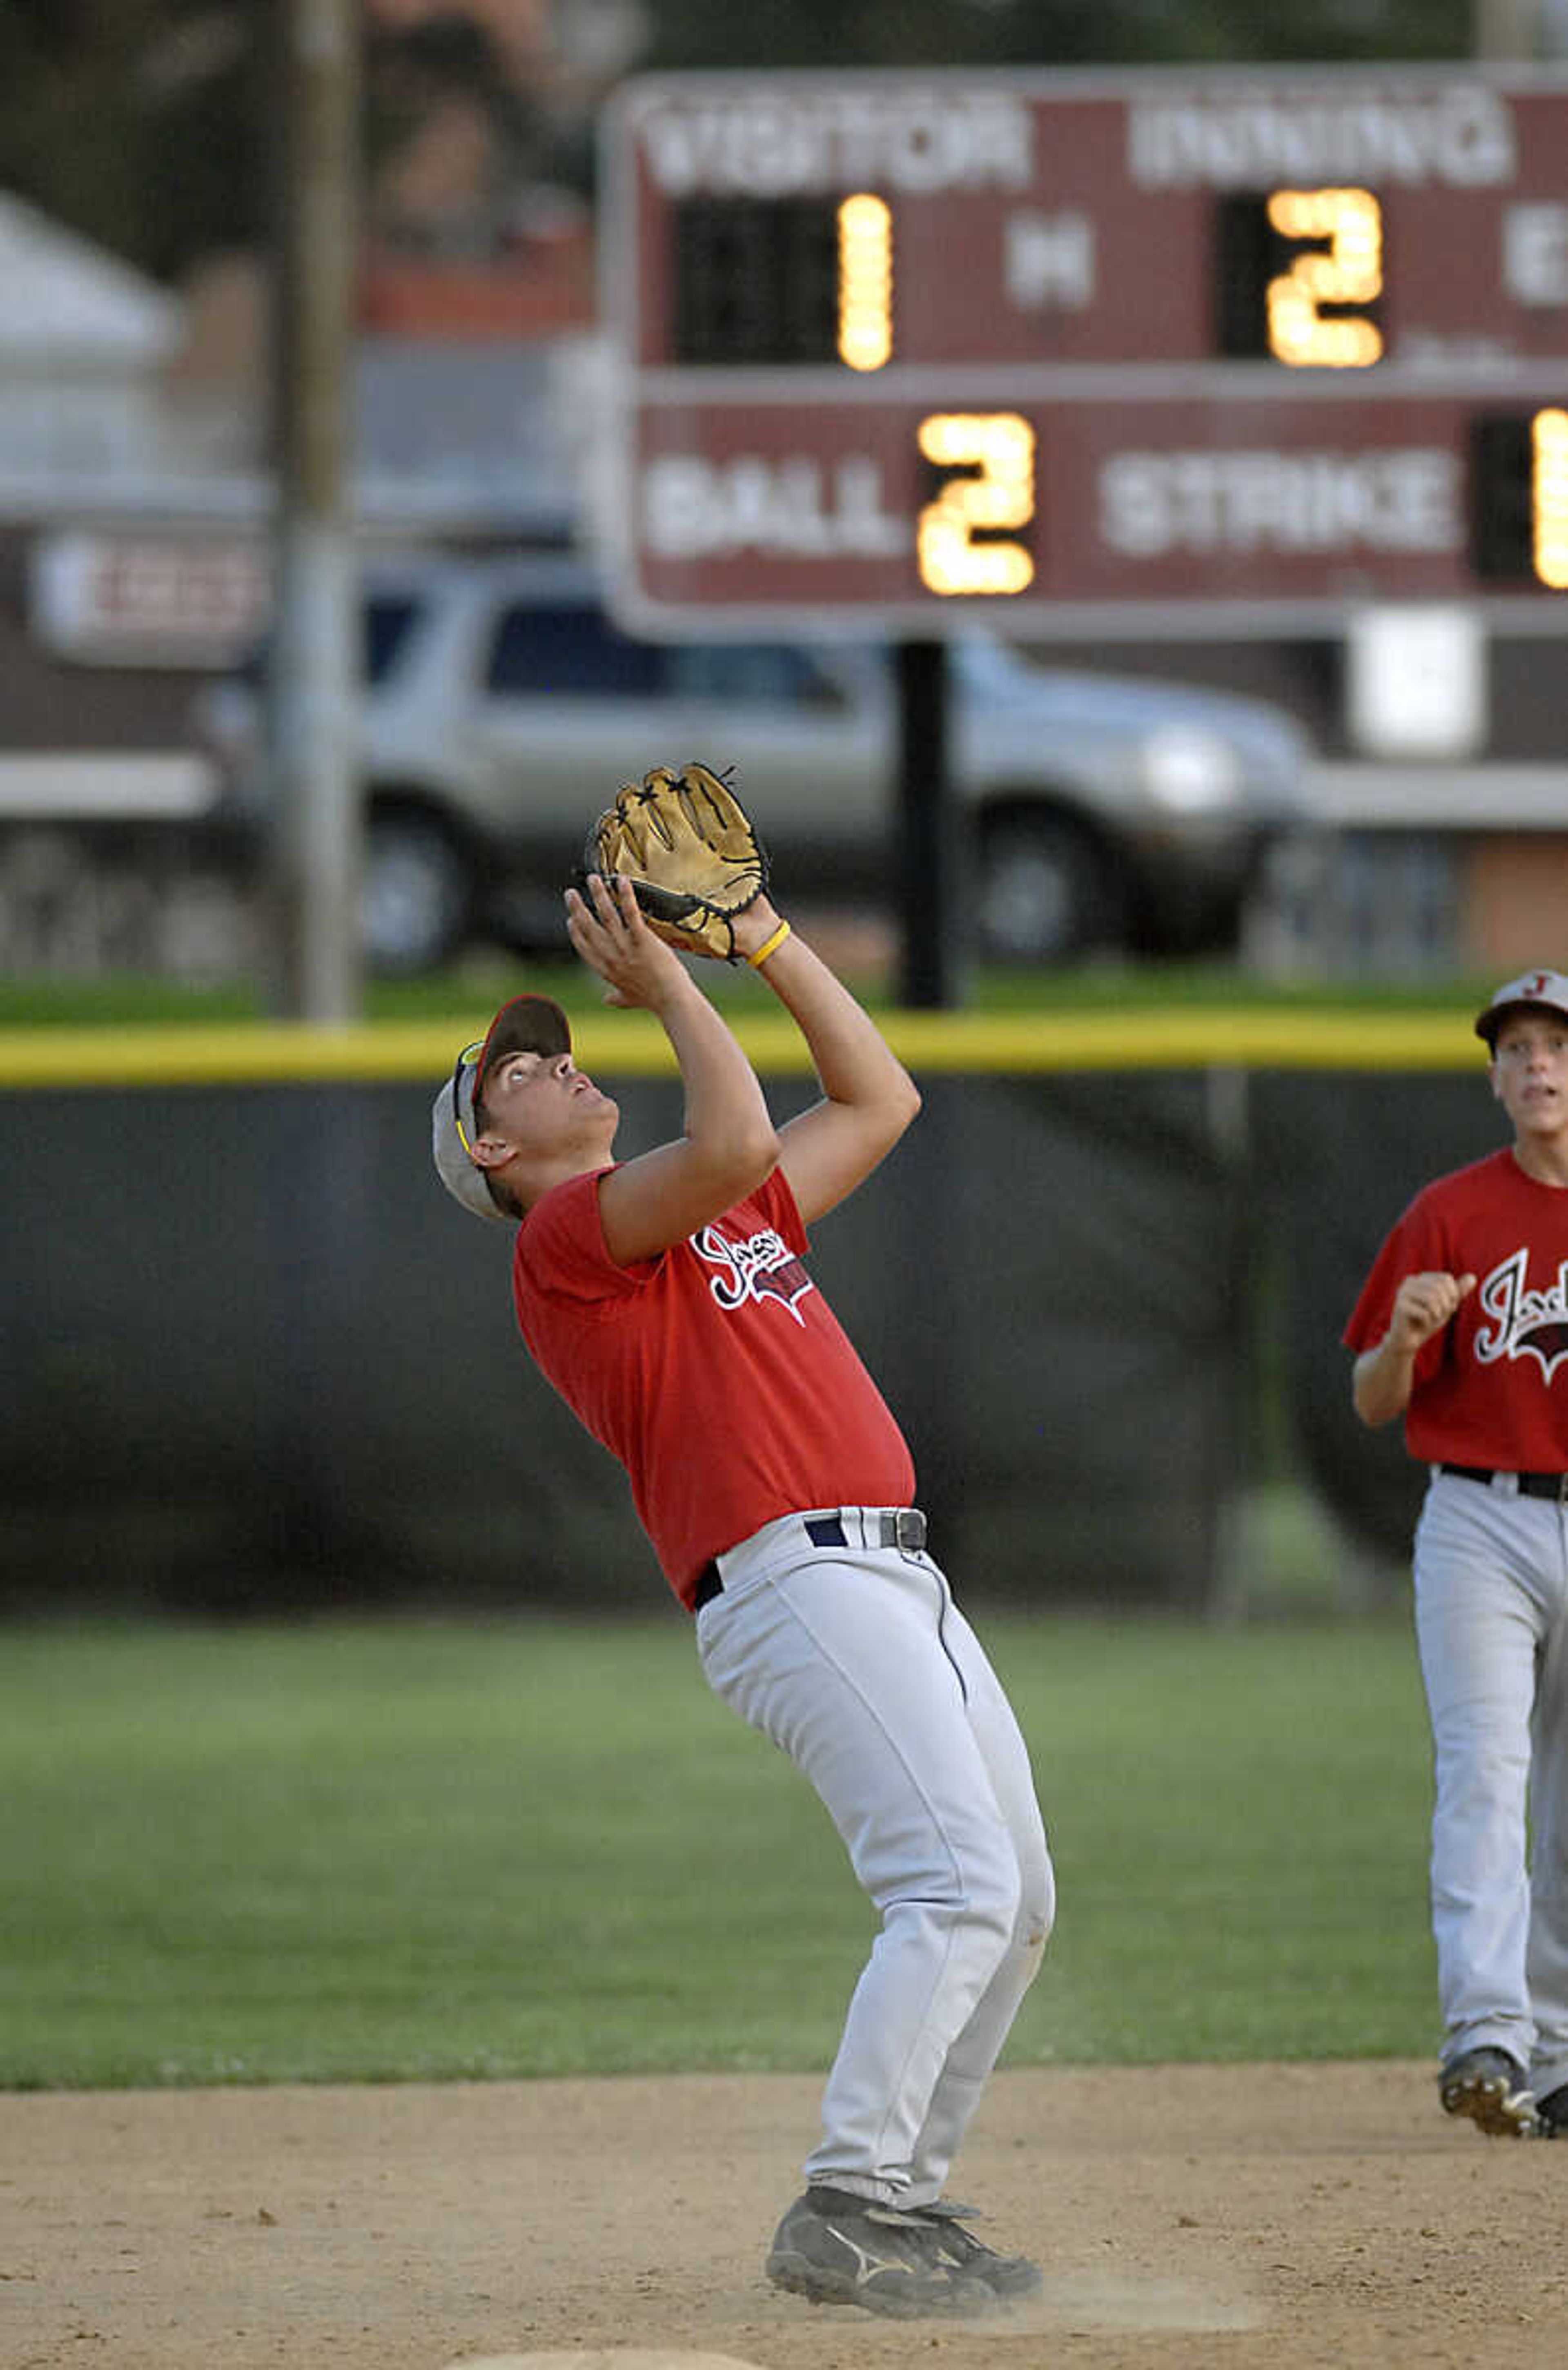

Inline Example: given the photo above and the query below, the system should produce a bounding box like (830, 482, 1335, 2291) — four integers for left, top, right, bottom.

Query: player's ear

(468, 1130, 516, 1173)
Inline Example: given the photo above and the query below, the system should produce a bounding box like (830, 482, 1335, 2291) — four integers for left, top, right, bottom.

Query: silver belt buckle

(892, 1507, 926, 1551)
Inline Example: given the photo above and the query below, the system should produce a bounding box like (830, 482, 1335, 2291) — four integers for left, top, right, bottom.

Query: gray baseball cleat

(1437, 2046, 1539, 2136)
(765, 2185, 1000, 2317)
(902, 2198, 1044, 2297)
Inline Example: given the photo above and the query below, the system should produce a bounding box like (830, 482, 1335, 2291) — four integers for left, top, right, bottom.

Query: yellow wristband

(746, 918, 792, 969)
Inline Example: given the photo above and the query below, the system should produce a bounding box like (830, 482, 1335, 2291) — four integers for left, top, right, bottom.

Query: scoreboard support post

(894, 639, 960, 1008)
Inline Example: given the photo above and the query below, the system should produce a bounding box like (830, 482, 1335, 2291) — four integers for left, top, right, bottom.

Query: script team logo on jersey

(1474, 1248, 1568, 1384)
(691, 1223, 815, 1325)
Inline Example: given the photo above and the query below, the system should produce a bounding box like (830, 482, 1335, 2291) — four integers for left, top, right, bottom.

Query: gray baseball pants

(696, 1505, 1054, 2207)
(1414, 1468, 1568, 2097)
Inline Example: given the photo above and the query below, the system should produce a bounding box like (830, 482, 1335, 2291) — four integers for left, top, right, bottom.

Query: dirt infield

(4, 2062, 1566, 2370)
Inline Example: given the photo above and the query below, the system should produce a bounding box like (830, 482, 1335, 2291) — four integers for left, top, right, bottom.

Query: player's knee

(959, 1828, 1025, 1951)
(1021, 1849, 1056, 1963)
(992, 1829, 1054, 1998)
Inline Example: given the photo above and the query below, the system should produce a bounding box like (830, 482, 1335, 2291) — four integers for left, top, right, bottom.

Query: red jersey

(510, 1164, 915, 1607)
(1344, 1147, 1568, 1469)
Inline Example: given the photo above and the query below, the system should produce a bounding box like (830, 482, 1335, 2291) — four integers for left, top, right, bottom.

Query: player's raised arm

(568, 871, 780, 1265)
(578, 761, 918, 1227)
(730, 902, 921, 1224)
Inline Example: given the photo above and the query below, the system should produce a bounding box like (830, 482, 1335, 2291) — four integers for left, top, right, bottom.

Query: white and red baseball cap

(1474, 968, 1568, 1048)
(431, 992, 572, 1223)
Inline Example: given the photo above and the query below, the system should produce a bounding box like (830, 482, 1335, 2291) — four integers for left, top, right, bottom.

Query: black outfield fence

(0, 1010, 1490, 1615)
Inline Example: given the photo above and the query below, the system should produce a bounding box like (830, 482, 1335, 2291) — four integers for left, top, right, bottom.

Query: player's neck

(1510, 1135, 1568, 1188)
(516, 1147, 617, 1212)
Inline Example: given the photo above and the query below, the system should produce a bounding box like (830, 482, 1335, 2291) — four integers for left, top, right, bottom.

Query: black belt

(1441, 1463, 1568, 1504)
(692, 1507, 927, 1614)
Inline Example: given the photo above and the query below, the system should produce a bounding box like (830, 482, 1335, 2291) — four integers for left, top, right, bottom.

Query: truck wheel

(976, 812, 1125, 964)
(362, 810, 472, 975)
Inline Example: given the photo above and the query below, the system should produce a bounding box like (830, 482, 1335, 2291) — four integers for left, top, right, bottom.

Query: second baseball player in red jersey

(1345, 968, 1568, 2141)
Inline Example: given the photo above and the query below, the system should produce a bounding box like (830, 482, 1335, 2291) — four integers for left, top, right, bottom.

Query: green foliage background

(0, 1, 1477, 283)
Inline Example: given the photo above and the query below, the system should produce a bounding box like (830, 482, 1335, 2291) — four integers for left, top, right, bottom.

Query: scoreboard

(597, 63, 1568, 637)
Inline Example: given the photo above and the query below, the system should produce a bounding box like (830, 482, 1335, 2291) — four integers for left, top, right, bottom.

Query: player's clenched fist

(1352, 1267, 1478, 1428)
(1388, 1268, 1477, 1350)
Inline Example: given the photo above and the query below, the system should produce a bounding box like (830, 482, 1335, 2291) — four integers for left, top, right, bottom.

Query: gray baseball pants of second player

(1414, 1468, 1568, 2098)
(696, 1505, 1055, 2207)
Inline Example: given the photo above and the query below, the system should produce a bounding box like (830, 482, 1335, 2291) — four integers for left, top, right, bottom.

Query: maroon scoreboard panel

(597, 63, 1568, 637)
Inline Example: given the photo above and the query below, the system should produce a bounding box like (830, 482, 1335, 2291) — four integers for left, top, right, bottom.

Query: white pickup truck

(196, 549, 1319, 975)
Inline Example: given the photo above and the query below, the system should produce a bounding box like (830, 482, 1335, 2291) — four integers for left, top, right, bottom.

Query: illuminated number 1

(1266, 188, 1383, 369)
(1533, 408, 1568, 588)
(837, 194, 892, 372)
(916, 414, 1036, 596)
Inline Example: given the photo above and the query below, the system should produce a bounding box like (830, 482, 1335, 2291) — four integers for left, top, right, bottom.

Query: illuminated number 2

(1266, 188, 1383, 369)
(916, 414, 1036, 595)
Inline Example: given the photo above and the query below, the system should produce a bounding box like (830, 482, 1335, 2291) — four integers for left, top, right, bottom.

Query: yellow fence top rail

(0, 1006, 1488, 1089)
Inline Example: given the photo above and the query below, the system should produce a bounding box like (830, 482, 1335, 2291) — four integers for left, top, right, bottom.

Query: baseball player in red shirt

(1345, 968, 1568, 2141)
(432, 863, 1054, 2314)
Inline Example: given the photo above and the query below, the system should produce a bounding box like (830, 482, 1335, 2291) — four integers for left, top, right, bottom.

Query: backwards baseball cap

(431, 992, 572, 1224)
(1474, 968, 1568, 1049)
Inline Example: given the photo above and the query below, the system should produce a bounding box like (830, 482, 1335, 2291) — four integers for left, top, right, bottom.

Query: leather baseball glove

(583, 762, 769, 960)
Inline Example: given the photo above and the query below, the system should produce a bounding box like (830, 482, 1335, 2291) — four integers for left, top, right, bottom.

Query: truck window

(483, 602, 667, 697)
(366, 596, 421, 684)
(664, 644, 844, 707)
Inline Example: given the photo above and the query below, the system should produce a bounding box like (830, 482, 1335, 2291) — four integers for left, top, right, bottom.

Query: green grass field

(0, 954, 1502, 1031)
(0, 1613, 1437, 2092)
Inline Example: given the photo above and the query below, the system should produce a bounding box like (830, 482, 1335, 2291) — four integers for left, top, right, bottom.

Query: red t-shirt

(1343, 1146, 1568, 1469)
(510, 1164, 915, 1606)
